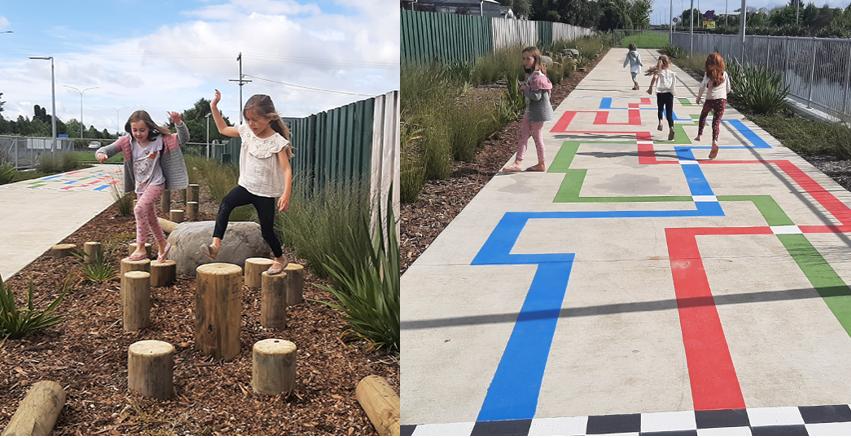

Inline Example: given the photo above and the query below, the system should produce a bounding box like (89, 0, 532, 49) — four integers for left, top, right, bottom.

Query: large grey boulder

(542, 55, 553, 67)
(166, 221, 271, 275)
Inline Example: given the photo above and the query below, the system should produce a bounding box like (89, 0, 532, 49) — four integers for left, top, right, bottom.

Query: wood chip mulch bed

(402, 49, 851, 275)
(0, 181, 398, 436)
(401, 49, 611, 274)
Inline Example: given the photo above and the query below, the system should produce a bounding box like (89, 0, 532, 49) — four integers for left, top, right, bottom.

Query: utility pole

(690, 0, 694, 56)
(670, 0, 674, 44)
(740, 0, 747, 60)
(229, 52, 252, 124)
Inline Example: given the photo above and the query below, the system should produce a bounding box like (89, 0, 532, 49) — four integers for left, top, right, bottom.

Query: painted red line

(64, 171, 81, 175)
(800, 225, 851, 234)
(638, 144, 677, 165)
(60, 186, 76, 190)
(552, 112, 578, 132)
(667, 227, 773, 411)
(641, 98, 651, 105)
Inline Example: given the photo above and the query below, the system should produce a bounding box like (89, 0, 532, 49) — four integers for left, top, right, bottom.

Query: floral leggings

(517, 112, 545, 162)
(134, 184, 166, 247)
(697, 98, 727, 142)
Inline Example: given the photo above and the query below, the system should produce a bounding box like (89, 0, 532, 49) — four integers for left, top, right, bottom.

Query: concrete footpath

(0, 164, 122, 281)
(401, 48, 851, 435)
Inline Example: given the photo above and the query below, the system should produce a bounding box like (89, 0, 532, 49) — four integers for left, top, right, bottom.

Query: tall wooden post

(160, 190, 170, 216)
(150, 260, 176, 287)
(195, 263, 243, 361)
(245, 258, 274, 288)
(260, 271, 287, 329)
(122, 271, 151, 331)
(186, 202, 198, 221)
(284, 264, 305, 306)
(83, 241, 102, 264)
(187, 184, 199, 204)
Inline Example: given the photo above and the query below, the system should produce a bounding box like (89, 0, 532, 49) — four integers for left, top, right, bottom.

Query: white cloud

(0, 17, 10, 29)
(0, 0, 398, 135)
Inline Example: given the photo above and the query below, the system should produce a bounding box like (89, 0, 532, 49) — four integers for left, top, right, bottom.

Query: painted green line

(678, 98, 694, 106)
(27, 183, 46, 188)
(778, 234, 851, 337)
(549, 141, 692, 203)
(716, 195, 794, 227)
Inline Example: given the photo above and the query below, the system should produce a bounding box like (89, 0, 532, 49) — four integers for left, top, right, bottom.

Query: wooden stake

(49, 244, 76, 258)
(169, 209, 184, 223)
(187, 184, 200, 204)
(160, 190, 170, 216)
(128, 340, 174, 400)
(83, 241, 102, 264)
(251, 339, 296, 396)
(195, 263, 243, 360)
(128, 243, 152, 258)
(356, 376, 400, 436)
(120, 257, 151, 277)
(186, 202, 198, 221)
(1, 381, 65, 436)
(284, 263, 305, 306)
(245, 258, 274, 288)
(260, 271, 288, 330)
(150, 260, 176, 287)
(123, 271, 151, 331)
(157, 217, 178, 234)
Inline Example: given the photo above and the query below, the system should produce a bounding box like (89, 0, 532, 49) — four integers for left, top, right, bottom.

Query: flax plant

(0, 276, 68, 339)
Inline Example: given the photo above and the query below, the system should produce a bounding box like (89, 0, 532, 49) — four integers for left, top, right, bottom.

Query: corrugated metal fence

(402, 10, 594, 64)
(672, 33, 851, 120)
(216, 91, 400, 228)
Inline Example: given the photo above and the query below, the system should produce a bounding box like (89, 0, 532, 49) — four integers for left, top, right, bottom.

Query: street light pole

(205, 112, 212, 160)
(29, 56, 56, 153)
(63, 85, 98, 139)
(107, 106, 129, 136)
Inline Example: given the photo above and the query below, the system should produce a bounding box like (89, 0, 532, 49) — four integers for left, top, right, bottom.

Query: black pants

(214, 185, 283, 258)
(657, 92, 674, 128)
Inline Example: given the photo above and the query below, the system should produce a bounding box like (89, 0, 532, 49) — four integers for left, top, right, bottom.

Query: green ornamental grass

(0, 276, 67, 340)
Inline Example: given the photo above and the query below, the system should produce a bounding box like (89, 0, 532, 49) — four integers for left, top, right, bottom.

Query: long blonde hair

(125, 110, 171, 141)
(521, 46, 546, 75)
(244, 94, 291, 141)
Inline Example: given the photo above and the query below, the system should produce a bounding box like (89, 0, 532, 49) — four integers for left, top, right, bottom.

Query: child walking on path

(96, 111, 189, 262)
(695, 53, 731, 159)
(646, 55, 677, 141)
(503, 46, 554, 173)
(202, 90, 293, 275)
(623, 44, 643, 90)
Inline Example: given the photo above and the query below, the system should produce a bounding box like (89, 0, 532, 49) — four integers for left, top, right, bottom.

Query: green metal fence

(538, 21, 553, 48)
(214, 97, 376, 195)
(401, 9, 494, 64)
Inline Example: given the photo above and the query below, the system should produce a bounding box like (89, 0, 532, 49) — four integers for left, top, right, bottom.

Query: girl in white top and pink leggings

(202, 90, 294, 275)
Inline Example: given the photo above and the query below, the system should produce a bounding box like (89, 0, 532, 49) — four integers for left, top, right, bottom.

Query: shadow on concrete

(402, 286, 848, 330)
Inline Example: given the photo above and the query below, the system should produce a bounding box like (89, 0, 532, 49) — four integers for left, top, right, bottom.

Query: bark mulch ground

(1, 181, 398, 436)
(400, 49, 610, 274)
(401, 51, 851, 275)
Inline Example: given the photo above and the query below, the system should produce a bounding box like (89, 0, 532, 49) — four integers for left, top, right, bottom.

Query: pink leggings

(134, 184, 166, 247)
(516, 112, 545, 162)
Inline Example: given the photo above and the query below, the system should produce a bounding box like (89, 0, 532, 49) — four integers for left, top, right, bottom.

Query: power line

(242, 74, 374, 97)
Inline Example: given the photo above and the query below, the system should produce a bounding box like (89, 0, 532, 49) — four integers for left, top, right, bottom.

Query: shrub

(317, 191, 399, 353)
(448, 99, 500, 162)
(36, 151, 80, 174)
(0, 162, 15, 185)
(108, 176, 134, 217)
(0, 275, 68, 340)
(659, 44, 687, 59)
(726, 59, 790, 116)
(74, 250, 117, 282)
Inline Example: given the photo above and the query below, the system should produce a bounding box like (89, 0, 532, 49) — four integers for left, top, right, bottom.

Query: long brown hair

(243, 94, 290, 141)
(705, 53, 726, 86)
(521, 46, 546, 75)
(125, 110, 171, 141)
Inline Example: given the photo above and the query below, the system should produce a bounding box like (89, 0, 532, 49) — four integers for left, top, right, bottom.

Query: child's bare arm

(210, 89, 240, 138)
(276, 148, 293, 212)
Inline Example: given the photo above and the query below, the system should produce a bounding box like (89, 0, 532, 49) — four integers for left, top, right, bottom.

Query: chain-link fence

(0, 136, 76, 170)
(672, 33, 851, 121)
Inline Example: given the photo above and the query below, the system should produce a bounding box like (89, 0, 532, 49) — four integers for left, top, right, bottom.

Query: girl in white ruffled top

(202, 90, 294, 275)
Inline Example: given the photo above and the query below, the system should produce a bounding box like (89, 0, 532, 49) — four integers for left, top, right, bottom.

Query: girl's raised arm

(210, 89, 240, 138)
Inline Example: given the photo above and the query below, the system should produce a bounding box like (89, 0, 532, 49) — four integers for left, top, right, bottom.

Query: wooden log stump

(49, 244, 76, 258)
(195, 263, 243, 361)
(150, 260, 176, 287)
(187, 184, 200, 204)
(83, 241, 102, 264)
(356, 375, 400, 436)
(251, 339, 296, 396)
(120, 257, 151, 277)
(1, 381, 65, 436)
(284, 263, 305, 306)
(245, 258, 274, 288)
(128, 243, 153, 258)
(128, 340, 174, 400)
(186, 202, 198, 221)
(123, 271, 151, 331)
(170, 209, 184, 223)
(157, 217, 178, 234)
(260, 271, 288, 330)
(159, 190, 171, 216)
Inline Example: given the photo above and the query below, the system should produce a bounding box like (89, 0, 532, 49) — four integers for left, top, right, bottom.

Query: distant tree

(176, 98, 232, 144)
(559, 0, 602, 28)
(455, 6, 471, 14)
(0, 91, 5, 113)
(546, 10, 560, 21)
(498, 0, 531, 18)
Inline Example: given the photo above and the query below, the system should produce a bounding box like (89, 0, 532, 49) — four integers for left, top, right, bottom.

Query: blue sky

(0, 0, 399, 135)
(650, 0, 851, 24)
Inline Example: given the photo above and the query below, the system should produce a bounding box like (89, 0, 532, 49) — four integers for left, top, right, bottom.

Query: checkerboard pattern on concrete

(402, 48, 851, 435)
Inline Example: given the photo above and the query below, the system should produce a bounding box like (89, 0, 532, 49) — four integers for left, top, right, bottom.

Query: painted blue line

(39, 175, 63, 181)
(476, 261, 574, 422)
(676, 149, 714, 196)
(93, 185, 110, 191)
(600, 97, 613, 109)
(64, 180, 77, 185)
(727, 119, 770, 148)
(597, 98, 690, 120)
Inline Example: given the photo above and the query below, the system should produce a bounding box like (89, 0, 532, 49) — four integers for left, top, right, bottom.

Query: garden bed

(400, 48, 610, 274)
(0, 182, 398, 435)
